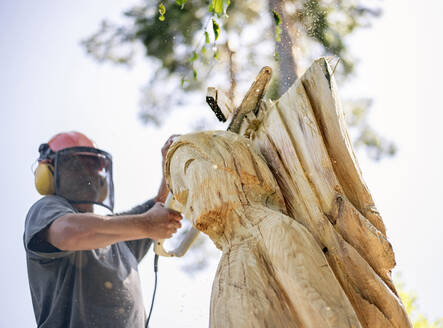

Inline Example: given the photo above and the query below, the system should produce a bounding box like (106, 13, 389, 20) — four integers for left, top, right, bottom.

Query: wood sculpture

(165, 131, 361, 327)
(165, 58, 412, 328)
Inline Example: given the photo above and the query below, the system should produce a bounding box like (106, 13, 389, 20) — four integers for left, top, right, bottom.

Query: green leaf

(205, 31, 210, 44)
(189, 51, 198, 62)
(158, 3, 166, 21)
(213, 47, 219, 59)
(180, 76, 188, 88)
(213, 0, 223, 16)
(273, 10, 282, 26)
(201, 46, 206, 54)
(211, 0, 230, 17)
(193, 68, 198, 79)
(275, 26, 282, 42)
(176, 0, 187, 9)
(212, 19, 220, 41)
(272, 10, 282, 42)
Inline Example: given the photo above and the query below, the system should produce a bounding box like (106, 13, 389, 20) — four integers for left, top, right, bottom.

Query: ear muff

(97, 175, 108, 203)
(34, 163, 55, 195)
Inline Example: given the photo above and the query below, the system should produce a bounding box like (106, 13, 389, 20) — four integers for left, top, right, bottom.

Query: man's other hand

(161, 134, 180, 161)
(156, 134, 181, 203)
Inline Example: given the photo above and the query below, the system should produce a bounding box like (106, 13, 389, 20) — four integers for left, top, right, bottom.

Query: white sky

(0, 0, 441, 326)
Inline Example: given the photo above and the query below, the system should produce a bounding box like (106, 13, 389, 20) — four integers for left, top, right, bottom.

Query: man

(24, 131, 182, 328)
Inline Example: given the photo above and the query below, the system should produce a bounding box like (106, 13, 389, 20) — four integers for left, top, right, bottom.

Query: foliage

(272, 10, 282, 42)
(396, 278, 443, 328)
(82, 0, 394, 160)
(158, 3, 166, 21)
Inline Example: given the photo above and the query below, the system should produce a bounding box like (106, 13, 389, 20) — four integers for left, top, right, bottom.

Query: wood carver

(165, 58, 412, 328)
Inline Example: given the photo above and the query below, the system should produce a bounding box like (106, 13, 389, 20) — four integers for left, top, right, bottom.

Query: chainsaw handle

(154, 193, 200, 257)
(154, 226, 200, 257)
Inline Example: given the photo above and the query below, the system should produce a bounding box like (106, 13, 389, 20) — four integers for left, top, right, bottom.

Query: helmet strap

(38, 143, 55, 162)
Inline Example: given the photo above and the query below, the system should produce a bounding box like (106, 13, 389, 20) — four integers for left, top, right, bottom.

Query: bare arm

(45, 134, 182, 251)
(45, 202, 182, 251)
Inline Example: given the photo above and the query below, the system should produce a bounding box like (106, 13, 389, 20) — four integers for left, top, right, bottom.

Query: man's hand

(161, 134, 180, 162)
(155, 134, 181, 203)
(142, 202, 183, 240)
(46, 202, 183, 251)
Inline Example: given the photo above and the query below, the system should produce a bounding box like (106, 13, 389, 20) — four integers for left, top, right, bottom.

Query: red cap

(48, 131, 95, 151)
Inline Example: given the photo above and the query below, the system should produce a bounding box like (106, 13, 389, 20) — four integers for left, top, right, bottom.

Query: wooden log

(253, 98, 394, 279)
(274, 79, 395, 283)
(253, 127, 409, 327)
(228, 66, 272, 133)
(246, 60, 410, 327)
(300, 58, 387, 237)
(165, 59, 412, 328)
(165, 131, 361, 328)
(252, 110, 405, 324)
(330, 195, 396, 291)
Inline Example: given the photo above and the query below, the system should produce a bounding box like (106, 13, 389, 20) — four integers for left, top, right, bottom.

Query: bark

(225, 41, 237, 104)
(268, 0, 298, 95)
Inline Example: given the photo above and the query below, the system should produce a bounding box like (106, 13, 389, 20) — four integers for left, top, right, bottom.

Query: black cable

(146, 254, 159, 328)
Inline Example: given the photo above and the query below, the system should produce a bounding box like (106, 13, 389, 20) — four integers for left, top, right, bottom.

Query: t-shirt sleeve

(124, 238, 153, 263)
(24, 196, 76, 259)
(113, 198, 155, 262)
(113, 198, 156, 216)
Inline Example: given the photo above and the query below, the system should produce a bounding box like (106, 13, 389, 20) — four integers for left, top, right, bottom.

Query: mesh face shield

(54, 147, 114, 212)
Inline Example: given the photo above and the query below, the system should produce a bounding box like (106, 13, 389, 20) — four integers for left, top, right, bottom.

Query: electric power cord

(146, 254, 159, 328)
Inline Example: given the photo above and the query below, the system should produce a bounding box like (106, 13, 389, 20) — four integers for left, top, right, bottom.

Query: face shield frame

(38, 144, 115, 212)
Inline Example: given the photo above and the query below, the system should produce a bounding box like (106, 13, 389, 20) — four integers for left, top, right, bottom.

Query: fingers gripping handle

(154, 193, 200, 257)
(154, 226, 200, 257)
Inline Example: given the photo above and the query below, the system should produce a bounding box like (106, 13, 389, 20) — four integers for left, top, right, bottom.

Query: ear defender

(34, 163, 55, 195)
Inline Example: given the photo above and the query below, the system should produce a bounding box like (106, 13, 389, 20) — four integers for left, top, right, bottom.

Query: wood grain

(164, 58, 411, 328)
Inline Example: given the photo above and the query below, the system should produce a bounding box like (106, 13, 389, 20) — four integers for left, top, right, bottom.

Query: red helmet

(35, 131, 114, 212)
(48, 131, 95, 152)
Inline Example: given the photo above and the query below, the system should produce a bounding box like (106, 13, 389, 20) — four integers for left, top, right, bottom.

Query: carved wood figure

(165, 131, 361, 328)
(165, 58, 411, 328)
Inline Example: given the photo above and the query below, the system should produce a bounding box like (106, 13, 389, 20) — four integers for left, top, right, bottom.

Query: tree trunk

(268, 0, 298, 95)
(225, 41, 237, 104)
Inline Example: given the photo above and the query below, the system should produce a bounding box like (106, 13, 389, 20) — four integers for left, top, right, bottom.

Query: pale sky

(1, 1, 441, 327)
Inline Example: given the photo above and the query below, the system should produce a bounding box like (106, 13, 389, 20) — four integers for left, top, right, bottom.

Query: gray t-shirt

(24, 195, 154, 328)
